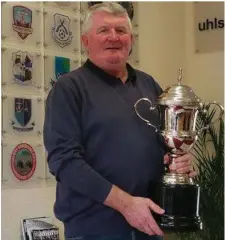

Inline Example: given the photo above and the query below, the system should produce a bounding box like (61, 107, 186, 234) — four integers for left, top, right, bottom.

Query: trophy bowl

(134, 69, 224, 232)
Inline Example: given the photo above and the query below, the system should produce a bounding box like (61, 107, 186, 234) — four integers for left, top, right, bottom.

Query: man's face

(82, 11, 133, 68)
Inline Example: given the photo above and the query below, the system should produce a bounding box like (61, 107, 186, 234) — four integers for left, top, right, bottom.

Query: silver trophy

(134, 68, 224, 231)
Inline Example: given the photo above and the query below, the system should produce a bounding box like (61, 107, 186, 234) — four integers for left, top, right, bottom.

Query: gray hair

(82, 2, 133, 35)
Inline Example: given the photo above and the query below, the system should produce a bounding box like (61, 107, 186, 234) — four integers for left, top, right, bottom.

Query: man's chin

(106, 57, 125, 65)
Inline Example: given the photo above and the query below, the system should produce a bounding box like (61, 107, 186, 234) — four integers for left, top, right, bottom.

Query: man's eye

(116, 29, 126, 34)
(99, 28, 108, 33)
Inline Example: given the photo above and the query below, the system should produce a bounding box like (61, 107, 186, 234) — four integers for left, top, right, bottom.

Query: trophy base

(153, 178, 202, 232)
(157, 215, 202, 232)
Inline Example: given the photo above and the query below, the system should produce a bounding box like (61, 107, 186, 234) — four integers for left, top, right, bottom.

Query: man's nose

(107, 29, 119, 41)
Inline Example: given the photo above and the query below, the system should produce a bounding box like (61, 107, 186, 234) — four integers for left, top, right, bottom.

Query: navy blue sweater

(43, 59, 165, 237)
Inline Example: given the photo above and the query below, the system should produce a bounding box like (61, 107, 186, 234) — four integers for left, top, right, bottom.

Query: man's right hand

(122, 196, 164, 236)
(104, 185, 164, 236)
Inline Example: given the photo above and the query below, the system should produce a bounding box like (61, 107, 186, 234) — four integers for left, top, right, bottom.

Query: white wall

(138, 2, 185, 89)
(184, 2, 224, 105)
(2, 2, 223, 240)
(2, 186, 64, 239)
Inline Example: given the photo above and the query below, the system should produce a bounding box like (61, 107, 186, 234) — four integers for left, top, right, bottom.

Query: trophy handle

(134, 98, 158, 132)
(198, 101, 224, 134)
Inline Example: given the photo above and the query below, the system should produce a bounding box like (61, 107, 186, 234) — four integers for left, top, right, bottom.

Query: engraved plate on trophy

(2, 140, 45, 188)
(44, 54, 80, 92)
(1, 2, 42, 49)
(2, 94, 44, 139)
(1, 46, 43, 93)
(43, 9, 80, 55)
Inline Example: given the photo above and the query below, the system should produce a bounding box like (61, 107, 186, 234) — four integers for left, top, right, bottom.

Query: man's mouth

(105, 47, 121, 50)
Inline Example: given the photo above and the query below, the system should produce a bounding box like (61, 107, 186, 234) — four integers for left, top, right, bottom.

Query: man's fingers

(163, 154, 170, 164)
(176, 166, 192, 174)
(148, 218, 164, 236)
(189, 170, 198, 178)
(174, 153, 192, 163)
(174, 160, 191, 169)
(147, 199, 165, 215)
(142, 224, 154, 236)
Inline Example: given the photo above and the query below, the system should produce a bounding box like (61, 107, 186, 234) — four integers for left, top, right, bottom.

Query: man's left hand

(164, 153, 197, 178)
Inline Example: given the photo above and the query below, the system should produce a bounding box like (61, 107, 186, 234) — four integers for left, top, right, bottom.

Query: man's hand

(164, 153, 197, 178)
(122, 196, 164, 236)
(104, 185, 164, 236)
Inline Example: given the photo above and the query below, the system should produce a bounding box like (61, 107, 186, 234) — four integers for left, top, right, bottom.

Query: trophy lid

(158, 68, 202, 106)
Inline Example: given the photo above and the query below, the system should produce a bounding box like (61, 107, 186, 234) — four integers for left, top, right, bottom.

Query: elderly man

(44, 2, 196, 240)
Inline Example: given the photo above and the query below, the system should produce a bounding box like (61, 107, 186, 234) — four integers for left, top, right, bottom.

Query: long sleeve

(43, 77, 112, 203)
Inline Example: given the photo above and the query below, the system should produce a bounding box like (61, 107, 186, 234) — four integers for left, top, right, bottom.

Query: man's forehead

(92, 11, 129, 26)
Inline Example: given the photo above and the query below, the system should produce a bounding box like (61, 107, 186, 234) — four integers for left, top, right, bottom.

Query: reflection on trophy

(134, 68, 224, 231)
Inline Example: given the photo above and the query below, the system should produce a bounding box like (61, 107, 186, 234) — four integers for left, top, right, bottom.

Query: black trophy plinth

(153, 182, 203, 232)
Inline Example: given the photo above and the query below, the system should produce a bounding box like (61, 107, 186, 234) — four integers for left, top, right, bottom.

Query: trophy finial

(177, 68, 183, 85)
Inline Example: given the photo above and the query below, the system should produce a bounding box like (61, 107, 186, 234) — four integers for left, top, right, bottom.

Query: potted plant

(174, 104, 224, 240)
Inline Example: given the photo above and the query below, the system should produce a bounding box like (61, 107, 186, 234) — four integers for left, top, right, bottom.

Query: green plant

(176, 104, 224, 240)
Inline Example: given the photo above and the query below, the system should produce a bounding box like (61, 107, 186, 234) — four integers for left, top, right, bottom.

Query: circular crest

(11, 143, 36, 180)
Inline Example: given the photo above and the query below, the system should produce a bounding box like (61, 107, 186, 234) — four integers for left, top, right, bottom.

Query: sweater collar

(83, 59, 137, 85)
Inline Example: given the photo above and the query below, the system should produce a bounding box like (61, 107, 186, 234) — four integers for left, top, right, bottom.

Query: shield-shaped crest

(15, 98, 32, 127)
(12, 51, 33, 84)
(52, 13, 73, 48)
(50, 56, 70, 87)
(12, 6, 33, 40)
(55, 56, 70, 79)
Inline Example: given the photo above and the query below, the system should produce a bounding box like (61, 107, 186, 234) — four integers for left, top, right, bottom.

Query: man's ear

(131, 33, 134, 45)
(81, 34, 89, 49)
(129, 34, 134, 56)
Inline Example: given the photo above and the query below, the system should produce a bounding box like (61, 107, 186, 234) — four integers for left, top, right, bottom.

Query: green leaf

(175, 104, 224, 240)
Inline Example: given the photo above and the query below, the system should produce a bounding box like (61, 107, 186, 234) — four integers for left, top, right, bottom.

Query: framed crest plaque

(43, 9, 80, 54)
(1, 46, 43, 93)
(2, 140, 45, 188)
(2, 2, 42, 49)
(44, 54, 80, 92)
(2, 94, 44, 138)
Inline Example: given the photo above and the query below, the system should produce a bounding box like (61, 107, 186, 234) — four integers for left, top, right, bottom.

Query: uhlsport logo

(198, 18, 224, 31)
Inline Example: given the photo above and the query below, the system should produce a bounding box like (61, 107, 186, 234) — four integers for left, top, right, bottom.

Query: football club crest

(11, 143, 36, 180)
(12, 51, 33, 85)
(50, 56, 70, 86)
(12, 6, 33, 40)
(52, 13, 73, 48)
(12, 98, 35, 131)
